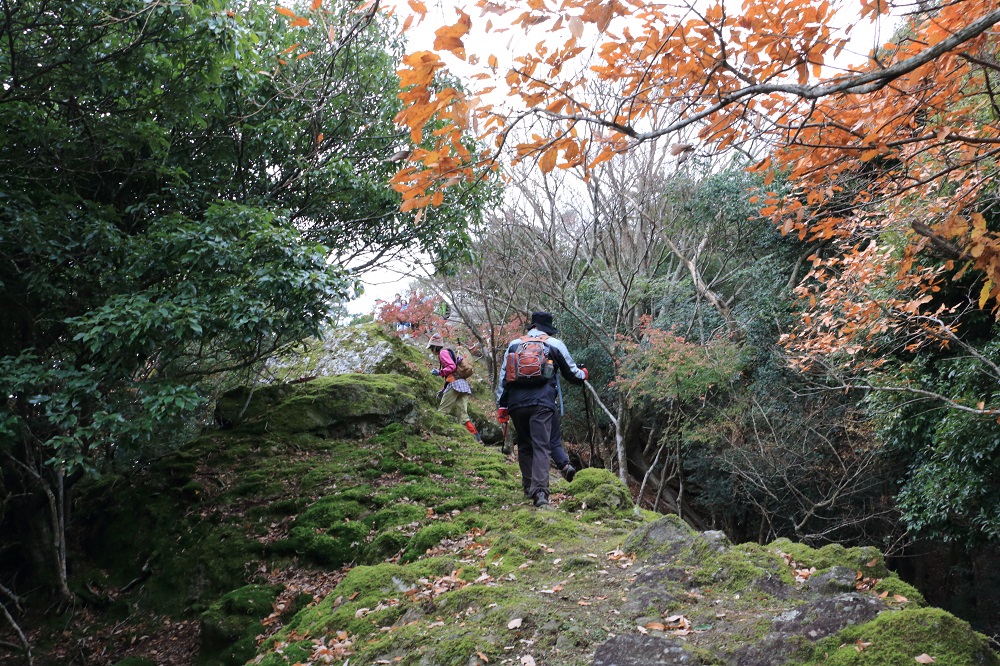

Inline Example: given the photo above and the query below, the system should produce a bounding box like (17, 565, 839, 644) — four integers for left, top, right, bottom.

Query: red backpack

(504, 334, 555, 386)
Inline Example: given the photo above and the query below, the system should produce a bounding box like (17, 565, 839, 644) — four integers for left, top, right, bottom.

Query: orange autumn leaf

(538, 147, 558, 173)
(433, 9, 472, 59)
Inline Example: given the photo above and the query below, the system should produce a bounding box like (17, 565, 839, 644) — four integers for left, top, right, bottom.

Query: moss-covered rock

(214, 374, 431, 435)
(264, 323, 431, 382)
(769, 538, 888, 578)
(623, 513, 699, 561)
(560, 467, 634, 520)
(201, 584, 282, 666)
(803, 607, 1000, 665)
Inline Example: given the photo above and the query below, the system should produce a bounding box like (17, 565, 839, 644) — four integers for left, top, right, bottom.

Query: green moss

(873, 577, 926, 606)
(559, 554, 599, 571)
(403, 522, 466, 561)
(561, 468, 634, 519)
(505, 505, 584, 543)
(476, 462, 513, 480)
(433, 583, 517, 616)
(769, 538, 888, 577)
(365, 529, 410, 562)
(200, 584, 282, 666)
(435, 494, 490, 513)
(296, 498, 367, 527)
(367, 504, 426, 530)
(489, 532, 543, 561)
(377, 478, 451, 503)
(424, 634, 487, 665)
(287, 520, 371, 567)
(803, 607, 1000, 665)
(215, 374, 427, 436)
(252, 640, 313, 666)
(689, 542, 792, 593)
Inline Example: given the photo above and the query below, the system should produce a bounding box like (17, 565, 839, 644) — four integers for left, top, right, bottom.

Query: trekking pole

(582, 382, 595, 467)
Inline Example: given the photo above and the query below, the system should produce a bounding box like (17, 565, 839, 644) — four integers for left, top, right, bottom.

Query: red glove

(580, 366, 589, 380)
(497, 408, 509, 424)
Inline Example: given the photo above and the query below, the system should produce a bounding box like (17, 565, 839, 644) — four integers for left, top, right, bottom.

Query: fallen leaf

(478, 651, 489, 663)
(915, 655, 935, 664)
(578, 600, 592, 606)
(644, 622, 665, 631)
(636, 625, 649, 634)
(520, 656, 536, 666)
(855, 640, 872, 652)
(894, 595, 909, 603)
(867, 558, 879, 567)
(507, 618, 523, 630)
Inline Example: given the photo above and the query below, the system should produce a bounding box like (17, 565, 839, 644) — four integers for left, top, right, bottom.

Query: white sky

(343, 0, 902, 315)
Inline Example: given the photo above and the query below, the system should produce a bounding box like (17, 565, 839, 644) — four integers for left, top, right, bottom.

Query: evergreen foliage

(0, 0, 475, 599)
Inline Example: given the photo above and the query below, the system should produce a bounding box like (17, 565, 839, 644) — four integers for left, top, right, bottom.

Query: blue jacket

(497, 328, 586, 411)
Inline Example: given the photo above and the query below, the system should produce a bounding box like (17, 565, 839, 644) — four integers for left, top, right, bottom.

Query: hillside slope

(6, 331, 997, 666)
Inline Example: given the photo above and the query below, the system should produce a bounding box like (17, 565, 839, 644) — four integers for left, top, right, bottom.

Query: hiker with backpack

(427, 333, 483, 444)
(496, 312, 588, 507)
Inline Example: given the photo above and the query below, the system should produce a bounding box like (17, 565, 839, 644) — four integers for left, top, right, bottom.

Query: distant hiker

(428, 333, 483, 444)
(496, 312, 588, 507)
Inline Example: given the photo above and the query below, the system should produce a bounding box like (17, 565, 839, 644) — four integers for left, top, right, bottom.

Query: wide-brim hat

(529, 311, 558, 335)
(427, 333, 445, 348)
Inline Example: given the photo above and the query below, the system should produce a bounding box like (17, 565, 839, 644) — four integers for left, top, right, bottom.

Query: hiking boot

(559, 464, 576, 483)
(533, 492, 549, 508)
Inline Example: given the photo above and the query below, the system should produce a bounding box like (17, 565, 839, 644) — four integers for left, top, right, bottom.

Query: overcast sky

(342, 0, 901, 316)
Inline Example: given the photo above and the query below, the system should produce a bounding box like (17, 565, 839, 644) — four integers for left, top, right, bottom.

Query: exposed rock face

(264, 324, 429, 382)
(602, 516, 999, 666)
(593, 635, 699, 665)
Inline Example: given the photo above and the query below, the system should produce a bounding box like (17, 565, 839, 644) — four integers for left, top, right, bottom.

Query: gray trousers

(511, 405, 555, 499)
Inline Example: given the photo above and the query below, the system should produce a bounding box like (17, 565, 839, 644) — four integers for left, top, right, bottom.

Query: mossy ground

(34, 348, 999, 666)
(803, 608, 999, 665)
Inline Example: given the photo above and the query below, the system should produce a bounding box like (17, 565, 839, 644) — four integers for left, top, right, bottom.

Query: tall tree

(0, 0, 476, 609)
